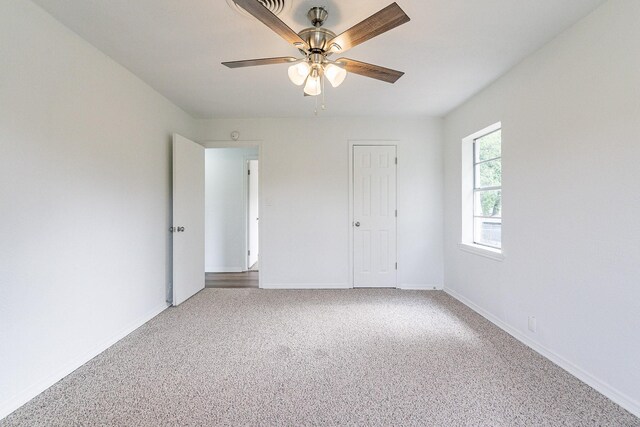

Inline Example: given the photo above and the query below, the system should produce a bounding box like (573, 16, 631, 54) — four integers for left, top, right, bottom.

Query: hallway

(205, 272, 259, 289)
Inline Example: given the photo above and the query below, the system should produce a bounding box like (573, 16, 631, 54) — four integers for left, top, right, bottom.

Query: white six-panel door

(353, 145, 397, 288)
(172, 134, 205, 305)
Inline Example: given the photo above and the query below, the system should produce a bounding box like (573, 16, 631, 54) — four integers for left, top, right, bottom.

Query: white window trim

(458, 242, 504, 261)
(461, 122, 503, 259)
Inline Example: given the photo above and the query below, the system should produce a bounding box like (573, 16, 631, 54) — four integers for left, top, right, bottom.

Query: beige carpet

(2, 290, 638, 426)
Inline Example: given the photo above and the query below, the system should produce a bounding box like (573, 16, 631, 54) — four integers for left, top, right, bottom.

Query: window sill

(458, 243, 504, 261)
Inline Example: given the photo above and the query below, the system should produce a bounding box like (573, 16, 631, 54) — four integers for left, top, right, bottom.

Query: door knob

(354, 222, 360, 227)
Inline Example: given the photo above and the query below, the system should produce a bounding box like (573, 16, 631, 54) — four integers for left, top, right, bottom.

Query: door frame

(202, 140, 263, 288)
(348, 140, 399, 288)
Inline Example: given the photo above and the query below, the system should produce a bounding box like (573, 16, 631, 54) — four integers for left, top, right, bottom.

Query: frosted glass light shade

(303, 73, 322, 96)
(324, 63, 347, 88)
(288, 62, 311, 86)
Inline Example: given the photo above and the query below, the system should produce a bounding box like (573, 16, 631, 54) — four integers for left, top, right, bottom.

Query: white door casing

(353, 145, 397, 288)
(248, 160, 259, 268)
(172, 134, 205, 305)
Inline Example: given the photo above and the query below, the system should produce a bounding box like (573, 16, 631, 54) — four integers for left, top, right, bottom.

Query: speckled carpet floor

(2, 289, 638, 426)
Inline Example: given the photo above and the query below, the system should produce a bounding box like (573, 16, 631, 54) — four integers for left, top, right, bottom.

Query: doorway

(171, 136, 263, 304)
(203, 147, 260, 288)
(351, 145, 398, 288)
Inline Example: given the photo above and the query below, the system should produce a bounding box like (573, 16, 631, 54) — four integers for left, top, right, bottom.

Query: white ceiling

(32, 0, 605, 118)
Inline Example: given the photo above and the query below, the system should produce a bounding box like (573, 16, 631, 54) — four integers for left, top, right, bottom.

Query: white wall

(443, 0, 640, 416)
(0, 0, 195, 418)
(196, 117, 444, 289)
(205, 147, 258, 272)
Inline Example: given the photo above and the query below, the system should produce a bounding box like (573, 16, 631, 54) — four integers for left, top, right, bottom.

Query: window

(460, 122, 503, 259)
(473, 129, 501, 249)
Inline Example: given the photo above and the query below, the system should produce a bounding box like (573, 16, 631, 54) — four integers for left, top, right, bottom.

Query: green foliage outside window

(475, 130, 502, 217)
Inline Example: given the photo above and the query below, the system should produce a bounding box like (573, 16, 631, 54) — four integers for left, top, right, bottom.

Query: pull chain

(321, 75, 326, 110)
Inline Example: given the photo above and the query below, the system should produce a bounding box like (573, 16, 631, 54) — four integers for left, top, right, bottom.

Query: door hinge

(395, 157, 397, 165)
(248, 250, 250, 256)
(395, 262, 398, 270)
(248, 169, 251, 175)
(395, 209, 397, 217)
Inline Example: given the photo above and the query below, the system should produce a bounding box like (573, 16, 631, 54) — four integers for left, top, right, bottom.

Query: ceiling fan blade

(233, 0, 308, 49)
(327, 3, 410, 54)
(222, 56, 298, 68)
(336, 58, 405, 83)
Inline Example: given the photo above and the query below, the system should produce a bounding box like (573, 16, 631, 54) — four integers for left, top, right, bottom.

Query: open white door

(172, 134, 205, 305)
(353, 145, 397, 288)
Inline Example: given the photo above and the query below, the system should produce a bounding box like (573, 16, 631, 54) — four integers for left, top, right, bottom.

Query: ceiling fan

(222, 0, 410, 98)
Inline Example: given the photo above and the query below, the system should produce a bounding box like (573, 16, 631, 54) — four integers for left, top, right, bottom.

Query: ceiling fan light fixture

(303, 69, 322, 96)
(288, 61, 310, 86)
(222, 2, 410, 109)
(324, 63, 347, 88)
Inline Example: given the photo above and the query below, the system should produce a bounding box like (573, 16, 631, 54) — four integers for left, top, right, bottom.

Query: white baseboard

(206, 267, 244, 273)
(444, 287, 640, 418)
(0, 302, 169, 421)
(260, 283, 443, 291)
(261, 283, 351, 290)
(398, 284, 442, 290)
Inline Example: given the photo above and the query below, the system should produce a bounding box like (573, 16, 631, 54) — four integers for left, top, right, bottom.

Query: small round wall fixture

(231, 131, 240, 141)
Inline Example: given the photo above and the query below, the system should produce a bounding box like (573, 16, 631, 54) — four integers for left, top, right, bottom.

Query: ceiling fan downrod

(297, 7, 338, 56)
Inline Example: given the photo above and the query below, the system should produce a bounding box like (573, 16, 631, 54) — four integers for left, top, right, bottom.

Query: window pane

(475, 159, 501, 188)
(475, 129, 501, 162)
(474, 217, 502, 248)
(474, 190, 501, 217)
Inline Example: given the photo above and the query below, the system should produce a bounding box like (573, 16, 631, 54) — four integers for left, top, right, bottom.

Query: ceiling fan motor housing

(298, 27, 336, 54)
(297, 7, 335, 55)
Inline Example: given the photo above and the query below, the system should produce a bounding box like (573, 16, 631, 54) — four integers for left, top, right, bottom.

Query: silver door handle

(354, 222, 360, 227)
